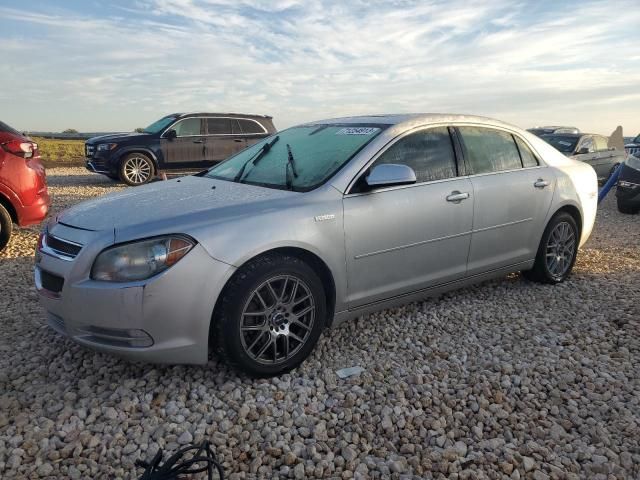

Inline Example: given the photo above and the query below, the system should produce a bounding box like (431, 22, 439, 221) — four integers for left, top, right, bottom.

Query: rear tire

(523, 212, 578, 284)
(213, 253, 326, 377)
(119, 153, 154, 186)
(0, 203, 13, 252)
(617, 197, 640, 214)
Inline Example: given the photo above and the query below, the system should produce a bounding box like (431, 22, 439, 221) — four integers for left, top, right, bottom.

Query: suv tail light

(1, 140, 37, 158)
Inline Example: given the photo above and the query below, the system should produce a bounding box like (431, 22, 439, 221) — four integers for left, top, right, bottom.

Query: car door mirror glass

(365, 164, 416, 188)
(165, 129, 177, 140)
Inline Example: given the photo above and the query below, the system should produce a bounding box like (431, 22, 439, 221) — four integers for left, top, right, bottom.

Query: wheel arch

(210, 246, 337, 342)
(117, 148, 159, 174)
(553, 204, 582, 238)
(0, 192, 18, 224)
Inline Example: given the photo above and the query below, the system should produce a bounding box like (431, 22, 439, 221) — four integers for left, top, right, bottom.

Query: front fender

(115, 146, 160, 169)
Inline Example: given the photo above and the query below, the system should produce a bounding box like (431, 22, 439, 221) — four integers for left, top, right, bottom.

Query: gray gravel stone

(0, 168, 639, 478)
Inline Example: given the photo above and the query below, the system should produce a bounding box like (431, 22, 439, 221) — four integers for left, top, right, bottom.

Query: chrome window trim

(345, 122, 546, 196)
(161, 116, 268, 138)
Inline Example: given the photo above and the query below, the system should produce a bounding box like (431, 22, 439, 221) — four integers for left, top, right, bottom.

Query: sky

(0, 0, 639, 136)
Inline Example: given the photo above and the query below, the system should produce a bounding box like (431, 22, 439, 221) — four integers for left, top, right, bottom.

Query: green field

(33, 137, 85, 167)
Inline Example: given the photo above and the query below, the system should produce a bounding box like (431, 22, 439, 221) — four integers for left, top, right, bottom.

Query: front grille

(85, 144, 95, 158)
(46, 234, 82, 258)
(40, 270, 64, 293)
(626, 146, 639, 156)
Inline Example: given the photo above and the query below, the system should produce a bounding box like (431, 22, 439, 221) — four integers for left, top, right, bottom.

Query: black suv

(85, 113, 277, 186)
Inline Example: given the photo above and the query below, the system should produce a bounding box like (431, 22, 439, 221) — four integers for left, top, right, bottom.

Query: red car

(0, 121, 50, 251)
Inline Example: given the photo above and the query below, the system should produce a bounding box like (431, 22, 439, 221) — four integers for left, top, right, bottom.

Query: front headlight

(91, 236, 195, 282)
(97, 143, 118, 151)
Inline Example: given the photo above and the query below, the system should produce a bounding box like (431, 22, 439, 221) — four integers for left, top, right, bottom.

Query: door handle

(534, 179, 549, 188)
(193, 139, 204, 144)
(234, 139, 244, 143)
(446, 191, 470, 203)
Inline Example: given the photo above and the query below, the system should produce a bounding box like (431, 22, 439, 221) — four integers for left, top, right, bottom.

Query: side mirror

(165, 129, 177, 140)
(366, 164, 416, 189)
(576, 147, 589, 155)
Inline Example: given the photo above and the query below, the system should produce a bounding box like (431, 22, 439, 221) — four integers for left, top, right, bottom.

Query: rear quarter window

(514, 137, 539, 168)
(238, 119, 266, 134)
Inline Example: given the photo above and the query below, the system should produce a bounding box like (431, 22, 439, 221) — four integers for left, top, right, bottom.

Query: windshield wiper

(285, 143, 299, 190)
(234, 135, 280, 183)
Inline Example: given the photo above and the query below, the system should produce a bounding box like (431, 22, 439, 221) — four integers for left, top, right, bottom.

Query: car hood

(57, 176, 294, 233)
(86, 132, 147, 144)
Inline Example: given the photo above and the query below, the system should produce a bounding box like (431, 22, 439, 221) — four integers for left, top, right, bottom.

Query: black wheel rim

(239, 275, 315, 365)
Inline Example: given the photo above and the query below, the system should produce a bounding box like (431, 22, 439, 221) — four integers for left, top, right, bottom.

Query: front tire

(0, 203, 13, 252)
(523, 212, 578, 284)
(119, 153, 154, 186)
(213, 253, 326, 377)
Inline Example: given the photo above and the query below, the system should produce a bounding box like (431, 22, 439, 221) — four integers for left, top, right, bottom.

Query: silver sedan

(35, 114, 598, 376)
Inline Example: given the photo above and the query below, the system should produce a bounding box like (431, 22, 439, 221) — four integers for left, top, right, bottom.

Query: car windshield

(143, 115, 178, 134)
(633, 134, 640, 144)
(205, 124, 385, 191)
(540, 135, 579, 153)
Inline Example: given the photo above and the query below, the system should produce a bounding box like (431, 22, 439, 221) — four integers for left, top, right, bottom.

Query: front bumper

(35, 226, 235, 364)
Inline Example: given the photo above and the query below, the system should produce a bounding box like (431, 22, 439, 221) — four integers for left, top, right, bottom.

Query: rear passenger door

(456, 126, 555, 275)
(204, 117, 246, 164)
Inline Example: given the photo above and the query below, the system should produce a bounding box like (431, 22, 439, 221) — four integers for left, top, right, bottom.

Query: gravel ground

(1, 167, 639, 479)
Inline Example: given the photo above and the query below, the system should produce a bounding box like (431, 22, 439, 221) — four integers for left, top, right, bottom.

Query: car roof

(173, 112, 273, 120)
(302, 113, 522, 130)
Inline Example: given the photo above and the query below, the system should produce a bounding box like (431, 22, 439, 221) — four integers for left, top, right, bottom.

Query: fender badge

(314, 214, 336, 222)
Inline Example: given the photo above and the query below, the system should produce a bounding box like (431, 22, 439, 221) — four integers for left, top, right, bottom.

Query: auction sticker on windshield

(336, 127, 380, 135)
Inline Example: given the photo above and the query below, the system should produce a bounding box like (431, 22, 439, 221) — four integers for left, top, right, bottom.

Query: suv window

(371, 127, 457, 183)
(207, 118, 237, 135)
(458, 126, 522, 174)
(514, 137, 539, 168)
(173, 118, 202, 137)
(594, 135, 609, 151)
(238, 119, 265, 134)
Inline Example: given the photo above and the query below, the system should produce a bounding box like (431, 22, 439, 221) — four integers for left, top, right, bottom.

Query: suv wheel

(213, 253, 326, 377)
(119, 153, 154, 186)
(523, 212, 578, 284)
(0, 203, 13, 252)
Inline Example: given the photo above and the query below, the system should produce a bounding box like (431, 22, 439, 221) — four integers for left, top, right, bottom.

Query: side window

(578, 136, 595, 153)
(514, 137, 539, 168)
(458, 126, 522, 174)
(594, 136, 609, 151)
(372, 127, 457, 183)
(173, 118, 202, 136)
(238, 119, 265, 134)
(207, 118, 232, 135)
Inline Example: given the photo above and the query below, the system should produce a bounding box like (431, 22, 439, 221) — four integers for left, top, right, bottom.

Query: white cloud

(0, 0, 638, 135)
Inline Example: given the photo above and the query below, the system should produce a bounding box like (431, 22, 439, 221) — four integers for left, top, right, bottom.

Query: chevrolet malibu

(35, 114, 598, 376)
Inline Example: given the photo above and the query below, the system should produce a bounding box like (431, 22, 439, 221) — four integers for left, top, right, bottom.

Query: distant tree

(62, 128, 79, 134)
(134, 127, 145, 133)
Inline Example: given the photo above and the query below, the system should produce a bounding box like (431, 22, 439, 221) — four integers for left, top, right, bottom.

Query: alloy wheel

(239, 275, 315, 365)
(545, 221, 576, 279)
(123, 156, 152, 185)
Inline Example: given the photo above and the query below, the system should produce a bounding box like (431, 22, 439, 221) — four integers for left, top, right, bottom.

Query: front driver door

(161, 117, 206, 168)
(343, 126, 474, 308)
